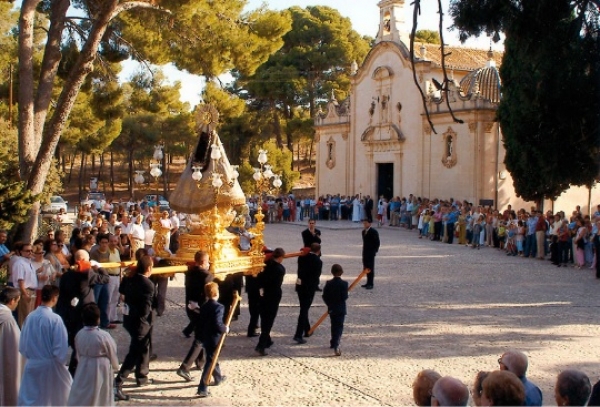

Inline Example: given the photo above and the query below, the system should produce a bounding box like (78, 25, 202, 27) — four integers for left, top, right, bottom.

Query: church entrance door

(377, 163, 394, 199)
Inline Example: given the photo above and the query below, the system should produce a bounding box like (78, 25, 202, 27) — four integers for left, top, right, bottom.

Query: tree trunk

(272, 106, 283, 149)
(78, 152, 86, 202)
(98, 153, 104, 191)
(18, 0, 120, 241)
(17, 0, 40, 179)
(67, 153, 74, 183)
(110, 150, 115, 197)
(128, 149, 134, 197)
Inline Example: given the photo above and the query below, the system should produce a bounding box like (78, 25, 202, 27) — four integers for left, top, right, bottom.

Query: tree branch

(409, 0, 437, 134)
(437, 0, 463, 125)
(109, 1, 170, 21)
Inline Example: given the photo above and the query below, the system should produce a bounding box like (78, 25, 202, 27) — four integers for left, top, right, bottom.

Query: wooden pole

(204, 290, 241, 385)
(307, 268, 370, 336)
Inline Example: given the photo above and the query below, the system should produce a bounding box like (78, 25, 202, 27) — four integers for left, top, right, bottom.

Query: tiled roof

(415, 42, 503, 71)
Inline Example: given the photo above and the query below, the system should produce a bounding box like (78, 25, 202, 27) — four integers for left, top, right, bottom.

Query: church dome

(459, 52, 502, 103)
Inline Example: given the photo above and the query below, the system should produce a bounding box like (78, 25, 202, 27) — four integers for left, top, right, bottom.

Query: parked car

(42, 195, 68, 213)
(144, 194, 170, 211)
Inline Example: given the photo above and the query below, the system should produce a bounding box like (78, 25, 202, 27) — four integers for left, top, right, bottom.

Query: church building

(314, 0, 598, 213)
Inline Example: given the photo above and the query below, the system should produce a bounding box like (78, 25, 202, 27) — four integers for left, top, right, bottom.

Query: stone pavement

(111, 221, 600, 406)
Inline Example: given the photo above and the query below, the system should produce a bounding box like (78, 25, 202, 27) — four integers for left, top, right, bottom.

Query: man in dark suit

(301, 219, 321, 248)
(322, 264, 348, 356)
(176, 251, 214, 382)
(56, 249, 109, 376)
(255, 248, 286, 356)
(361, 219, 380, 289)
(244, 273, 260, 337)
(364, 195, 374, 223)
(293, 243, 322, 343)
(114, 255, 156, 401)
(196, 282, 228, 398)
(182, 251, 213, 338)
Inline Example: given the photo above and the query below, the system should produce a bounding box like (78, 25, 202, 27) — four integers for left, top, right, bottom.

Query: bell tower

(375, 0, 409, 45)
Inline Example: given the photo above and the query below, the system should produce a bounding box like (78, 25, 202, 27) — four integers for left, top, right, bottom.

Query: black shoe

(114, 387, 129, 402)
(255, 347, 267, 356)
(195, 391, 210, 398)
(209, 376, 227, 386)
(176, 368, 193, 382)
(182, 329, 192, 338)
(247, 332, 259, 337)
(361, 284, 369, 288)
(266, 340, 274, 348)
(303, 332, 313, 338)
(334, 347, 342, 356)
(194, 358, 203, 370)
(150, 353, 158, 361)
(293, 336, 307, 344)
(365, 285, 373, 290)
(136, 378, 154, 387)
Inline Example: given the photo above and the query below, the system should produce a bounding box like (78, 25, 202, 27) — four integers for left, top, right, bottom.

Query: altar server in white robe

(68, 303, 118, 406)
(18, 285, 72, 406)
(0, 287, 24, 406)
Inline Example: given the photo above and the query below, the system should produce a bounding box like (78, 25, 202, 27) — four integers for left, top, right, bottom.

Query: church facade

(314, 0, 599, 213)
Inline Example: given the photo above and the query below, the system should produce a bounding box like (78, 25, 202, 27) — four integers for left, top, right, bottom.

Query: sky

(121, 0, 502, 107)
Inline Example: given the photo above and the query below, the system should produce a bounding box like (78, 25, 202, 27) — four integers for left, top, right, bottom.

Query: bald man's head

(431, 376, 469, 406)
(500, 350, 528, 378)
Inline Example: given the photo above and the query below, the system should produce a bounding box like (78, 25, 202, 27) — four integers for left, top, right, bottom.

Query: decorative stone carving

(423, 125, 432, 135)
(468, 122, 478, 133)
(484, 122, 494, 133)
(326, 137, 336, 169)
(441, 127, 458, 168)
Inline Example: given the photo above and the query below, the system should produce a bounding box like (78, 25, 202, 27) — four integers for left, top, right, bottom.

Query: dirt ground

(110, 220, 600, 406)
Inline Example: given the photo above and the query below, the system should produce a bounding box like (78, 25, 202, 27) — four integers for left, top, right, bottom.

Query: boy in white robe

(18, 285, 72, 406)
(0, 287, 23, 406)
(68, 303, 119, 406)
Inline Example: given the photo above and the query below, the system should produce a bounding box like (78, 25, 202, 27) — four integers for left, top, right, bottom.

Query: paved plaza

(112, 221, 600, 405)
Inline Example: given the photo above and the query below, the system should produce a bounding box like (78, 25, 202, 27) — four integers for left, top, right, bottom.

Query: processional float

(148, 104, 299, 278)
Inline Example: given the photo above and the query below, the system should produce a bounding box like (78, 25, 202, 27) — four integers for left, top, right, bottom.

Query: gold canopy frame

(149, 105, 269, 280)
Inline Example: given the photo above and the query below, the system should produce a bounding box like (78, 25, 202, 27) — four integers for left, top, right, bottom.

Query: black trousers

(197, 343, 221, 393)
(245, 276, 260, 335)
(294, 289, 315, 338)
(118, 324, 152, 382)
(180, 338, 204, 372)
(329, 313, 345, 349)
(446, 222, 455, 244)
(257, 295, 281, 349)
(363, 254, 376, 286)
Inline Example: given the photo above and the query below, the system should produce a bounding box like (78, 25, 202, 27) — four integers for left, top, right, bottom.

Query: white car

(42, 196, 68, 213)
(81, 191, 106, 211)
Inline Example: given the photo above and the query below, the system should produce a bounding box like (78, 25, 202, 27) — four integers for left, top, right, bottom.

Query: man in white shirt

(13, 243, 37, 327)
(129, 213, 146, 253)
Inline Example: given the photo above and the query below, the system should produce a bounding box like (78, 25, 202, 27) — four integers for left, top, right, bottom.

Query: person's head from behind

(555, 369, 591, 406)
(272, 247, 285, 262)
(138, 255, 153, 276)
(412, 369, 442, 406)
(205, 282, 219, 300)
(331, 264, 344, 277)
(472, 371, 491, 406)
(81, 303, 101, 327)
(498, 350, 528, 378)
(310, 242, 321, 255)
(41, 285, 60, 306)
(0, 286, 21, 311)
(480, 370, 525, 406)
(135, 248, 148, 261)
(431, 376, 469, 406)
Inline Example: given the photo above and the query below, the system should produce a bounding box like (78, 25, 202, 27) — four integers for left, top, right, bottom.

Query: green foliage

(450, 0, 600, 201)
(115, 0, 291, 78)
(0, 121, 36, 231)
(414, 29, 440, 44)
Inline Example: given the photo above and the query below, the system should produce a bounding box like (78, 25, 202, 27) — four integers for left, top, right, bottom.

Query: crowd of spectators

(253, 193, 600, 276)
(412, 349, 598, 406)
